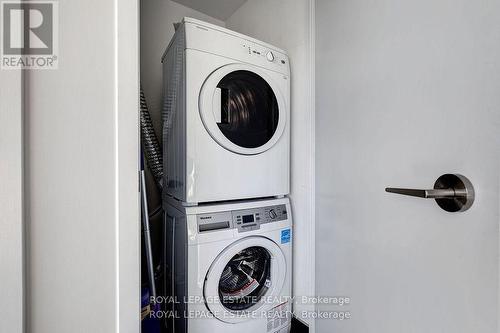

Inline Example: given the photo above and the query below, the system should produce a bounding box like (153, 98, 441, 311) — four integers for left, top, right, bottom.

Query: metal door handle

(385, 174, 474, 212)
(385, 188, 466, 199)
(213, 88, 222, 123)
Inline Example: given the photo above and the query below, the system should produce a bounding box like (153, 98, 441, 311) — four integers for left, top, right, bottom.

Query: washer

(163, 197, 292, 333)
(162, 17, 290, 204)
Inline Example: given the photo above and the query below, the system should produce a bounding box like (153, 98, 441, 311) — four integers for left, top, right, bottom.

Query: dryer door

(203, 236, 287, 323)
(199, 64, 287, 155)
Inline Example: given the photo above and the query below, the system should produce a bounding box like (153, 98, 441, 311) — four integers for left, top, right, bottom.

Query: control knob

(266, 51, 275, 62)
(269, 209, 278, 219)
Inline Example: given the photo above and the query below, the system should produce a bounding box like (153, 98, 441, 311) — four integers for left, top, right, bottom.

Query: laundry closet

(139, 1, 314, 332)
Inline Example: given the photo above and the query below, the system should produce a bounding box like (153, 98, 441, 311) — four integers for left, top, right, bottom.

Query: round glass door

(215, 71, 279, 149)
(203, 237, 286, 323)
(218, 246, 271, 311)
(199, 64, 287, 155)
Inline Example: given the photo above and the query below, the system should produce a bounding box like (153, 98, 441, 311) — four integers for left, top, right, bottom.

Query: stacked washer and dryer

(162, 18, 292, 333)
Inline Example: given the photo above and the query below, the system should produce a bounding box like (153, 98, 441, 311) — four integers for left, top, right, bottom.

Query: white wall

(0, 70, 24, 333)
(25, 0, 139, 332)
(226, 1, 315, 328)
(316, 0, 500, 332)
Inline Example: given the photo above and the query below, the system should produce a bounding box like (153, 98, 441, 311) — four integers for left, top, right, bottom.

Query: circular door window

(199, 64, 287, 155)
(219, 246, 271, 311)
(204, 237, 286, 323)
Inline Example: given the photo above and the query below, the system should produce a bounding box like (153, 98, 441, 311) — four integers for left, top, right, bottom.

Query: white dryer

(163, 197, 293, 333)
(162, 17, 290, 204)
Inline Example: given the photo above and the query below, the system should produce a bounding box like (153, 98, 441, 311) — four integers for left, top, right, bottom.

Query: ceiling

(171, 0, 248, 21)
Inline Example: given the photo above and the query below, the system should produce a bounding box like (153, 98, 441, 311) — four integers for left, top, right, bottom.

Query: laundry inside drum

(218, 246, 272, 311)
(216, 70, 279, 149)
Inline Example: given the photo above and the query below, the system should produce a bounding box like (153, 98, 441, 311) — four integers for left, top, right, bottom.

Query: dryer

(162, 17, 290, 204)
(163, 197, 293, 333)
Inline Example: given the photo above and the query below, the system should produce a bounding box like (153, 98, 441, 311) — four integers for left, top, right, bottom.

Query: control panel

(197, 204, 288, 233)
(181, 19, 290, 76)
(233, 204, 287, 233)
(242, 43, 288, 66)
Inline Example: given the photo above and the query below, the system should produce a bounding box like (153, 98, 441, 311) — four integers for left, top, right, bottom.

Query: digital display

(242, 214, 255, 224)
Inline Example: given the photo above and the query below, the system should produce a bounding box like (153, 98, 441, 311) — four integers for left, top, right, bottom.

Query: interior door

(0, 69, 24, 333)
(315, 0, 500, 332)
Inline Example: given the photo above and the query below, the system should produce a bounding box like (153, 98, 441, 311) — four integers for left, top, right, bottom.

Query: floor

(291, 317, 309, 333)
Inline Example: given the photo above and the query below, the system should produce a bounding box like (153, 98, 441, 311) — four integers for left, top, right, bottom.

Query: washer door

(204, 236, 287, 323)
(199, 64, 287, 155)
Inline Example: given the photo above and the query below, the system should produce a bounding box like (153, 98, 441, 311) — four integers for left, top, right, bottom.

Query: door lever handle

(385, 187, 465, 199)
(385, 174, 474, 212)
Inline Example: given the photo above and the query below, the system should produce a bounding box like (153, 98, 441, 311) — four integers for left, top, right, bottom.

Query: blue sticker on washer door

(281, 229, 291, 244)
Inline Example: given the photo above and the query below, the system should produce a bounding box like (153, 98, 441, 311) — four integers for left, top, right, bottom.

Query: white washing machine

(163, 197, 292, 333)
(162, 17, 290, 204)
